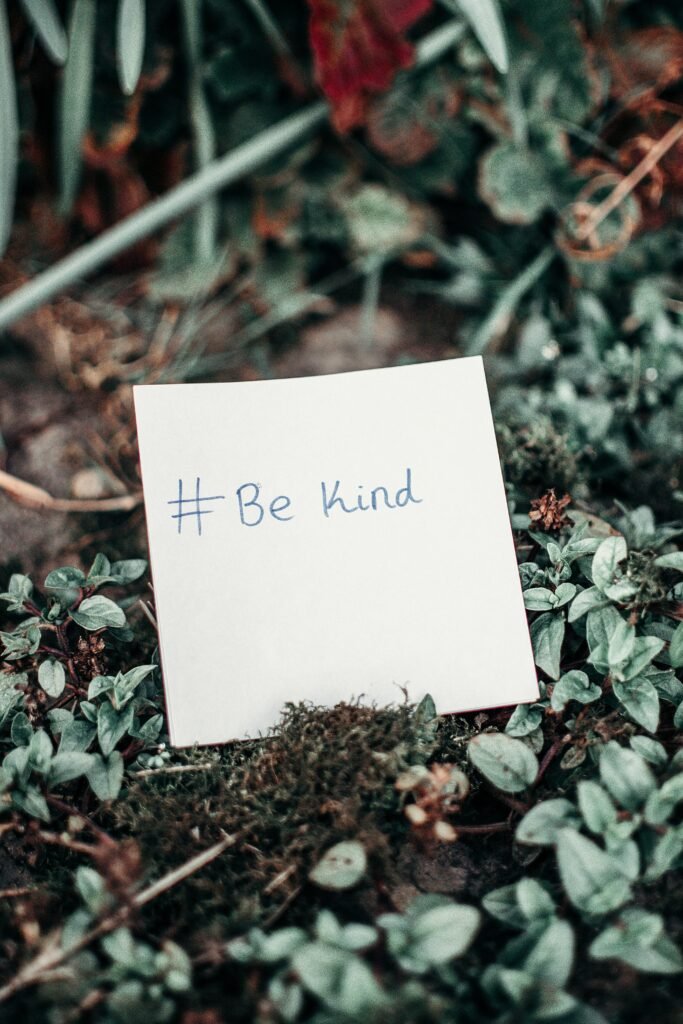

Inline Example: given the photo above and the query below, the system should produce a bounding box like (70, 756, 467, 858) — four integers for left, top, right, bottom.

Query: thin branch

(134, 762, 214, 778)
(0, 468, 141, 513)
(454, 821, 510, 835)
(574, 118, 683, 243)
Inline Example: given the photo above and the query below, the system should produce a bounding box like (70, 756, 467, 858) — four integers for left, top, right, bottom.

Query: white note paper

(134, 357, 538, 746)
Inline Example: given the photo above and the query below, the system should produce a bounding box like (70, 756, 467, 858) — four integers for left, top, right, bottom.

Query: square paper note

(134, 357, 538, 746)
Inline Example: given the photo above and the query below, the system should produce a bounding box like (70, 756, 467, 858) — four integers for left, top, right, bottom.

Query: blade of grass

(58, 0, 96, 213)
(181, 0, 217, 263)
(467, 246, 554, 355)
(116, 0, 145, 95)
(0, 0, 18, 256)
(19, 0, 68, 63)
(439, 0, 508, 73)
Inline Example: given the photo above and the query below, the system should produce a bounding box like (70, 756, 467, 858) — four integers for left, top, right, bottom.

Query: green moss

(110, 700, 436, 936)
(497, 417, 581, 496)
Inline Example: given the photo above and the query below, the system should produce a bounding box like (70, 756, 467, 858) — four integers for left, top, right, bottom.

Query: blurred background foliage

(0, 0, 683, 522)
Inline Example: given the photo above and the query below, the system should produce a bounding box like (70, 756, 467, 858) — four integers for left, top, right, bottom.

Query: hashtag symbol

(168, 478, 226, 536)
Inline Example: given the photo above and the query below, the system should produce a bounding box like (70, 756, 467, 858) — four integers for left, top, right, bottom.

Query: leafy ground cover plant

(1, 494, 682, 1022)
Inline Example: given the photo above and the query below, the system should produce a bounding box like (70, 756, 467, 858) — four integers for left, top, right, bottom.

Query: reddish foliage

(307, 0, 433, 132)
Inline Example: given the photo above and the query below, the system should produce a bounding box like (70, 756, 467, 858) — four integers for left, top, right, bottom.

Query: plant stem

(360, 256, 383, 350)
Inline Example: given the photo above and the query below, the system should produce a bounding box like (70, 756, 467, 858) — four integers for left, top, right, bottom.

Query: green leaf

(88, 675, 115, 701)
(19, 0, 68, 63)
(613, 677, 660, 733)
(0, 574, 34, 612)
(28, 729, 53, 772)
(113, 664, 156, 706)
(469, 732, 538, 792)
(379, 895, 480, 973)
(45, 565, 86, 589)
(13, 788, 50, 822)
(11, 711, 33, 747)
(483, 879, 555, 928)
(629, 735, 668, 767)
(75, 864, 110, 913)
(599, 741, 656, 810)
(86, 751, 124, 801)
(577, 781, 616, 835)
(590, 910, 683, 974)
(117, 0, 145, 95)
(59, 0, 96, 212)
(1, 624, 41, 661)
(442, 0, 508, 72)
(644, 827, 683, 881)
(644, 774, 683, 826)
(524, 587, 556, 612)
(400, 901, 480, 966)
(591, 536, 627, 593)
(0, 0, 18, 257)
(478, 142, 553, 225)
(551, 670, 601, 712)
(586, 605, 623, 654)
(49, 751, 93, 786)
(556, 829, 631, 915)
(109, 559, 147, 584)
(516, 798, 581, 846)
(342, 185, 420, 257)
(72, 595, 126, 631)
(530, 612, 564, 679)
(523, 919, 574, 987)
(58, 718, 96, 753)
(38, 659, 66, 698)
(568, 586, 608, 622)
(618, 636, 665, 682)
(97, 702, 135, 757)
(505, 703, 543, 737)
(554, 583, 577, 608)
(654, 552, 683, 572)
(101, 926, 136, 965)
(669, 622, 683, 669)
(309, 841, 367, 891)
(607, 618, 635, 667)
(86, 553, 111, 584)
(291, 943, 385, 1014)
(0, 675, 22, 730)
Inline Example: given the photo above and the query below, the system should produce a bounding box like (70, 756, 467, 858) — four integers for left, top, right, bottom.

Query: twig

(136, 599, 158, 629)
(0, 887, 33, 898)
(134, 762, 214, 778)
(0, 832, 237, 1004)
(0, 468, 141, 513)
(574, 119, 683, 243)
(454, 821, 510, 836)
(262, 884, 303, 930)
(263, 863, 297, 895)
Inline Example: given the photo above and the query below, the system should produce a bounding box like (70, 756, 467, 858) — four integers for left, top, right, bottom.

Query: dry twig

(0, 468, 141, 513)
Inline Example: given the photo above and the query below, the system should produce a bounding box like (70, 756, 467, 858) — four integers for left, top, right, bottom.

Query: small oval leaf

(468, 732, 538, 792)
(309, 840, 367, 891)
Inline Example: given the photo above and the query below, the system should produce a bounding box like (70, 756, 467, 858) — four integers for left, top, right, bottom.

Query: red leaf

(308, 0, 433, 132)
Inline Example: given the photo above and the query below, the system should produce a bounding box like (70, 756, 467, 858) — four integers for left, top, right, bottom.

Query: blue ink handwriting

(168, 469, 421, 534)
(167, 478, 226, 536)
